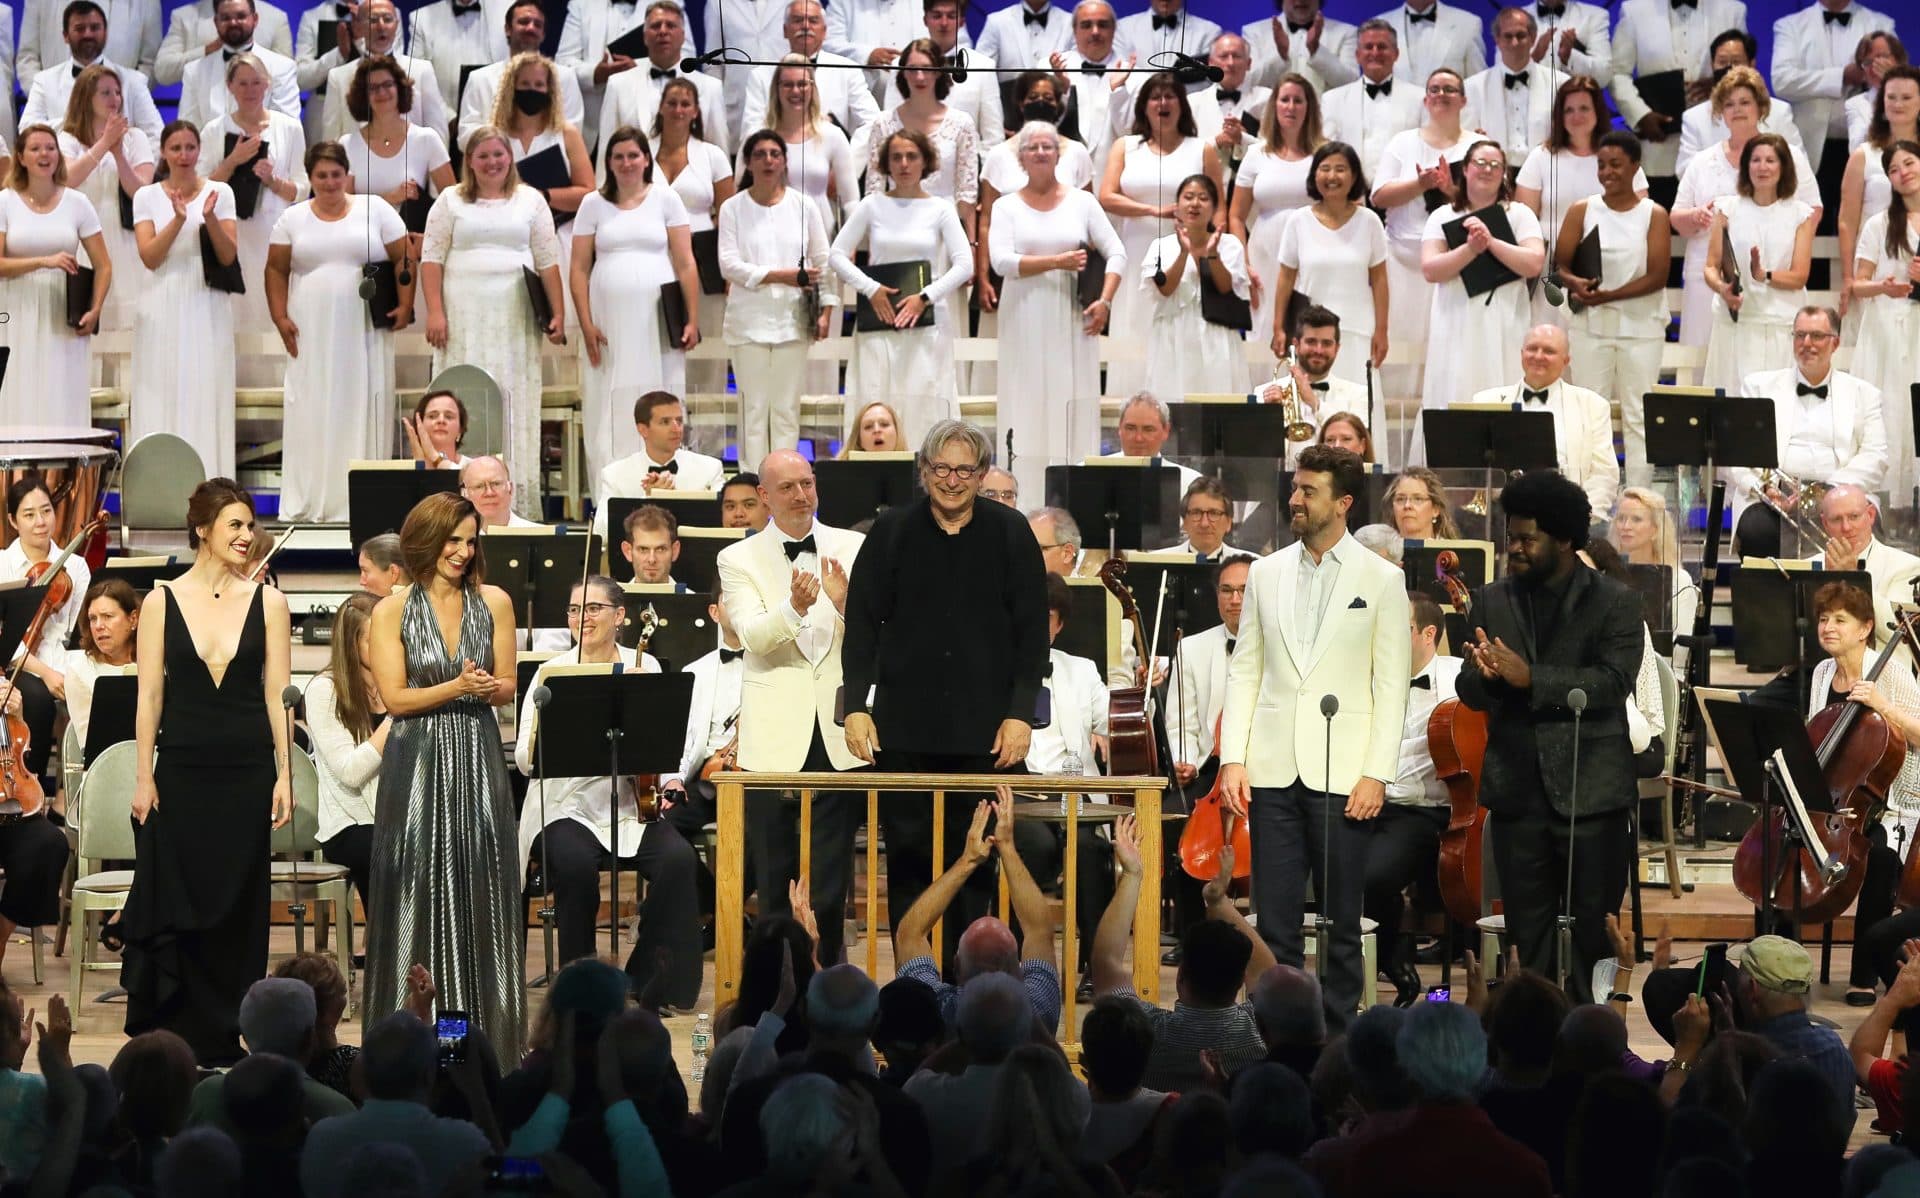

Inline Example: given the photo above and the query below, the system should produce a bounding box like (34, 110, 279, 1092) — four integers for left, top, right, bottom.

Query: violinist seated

(1809, 484, 1920, 668)
(0, 475, 92, 793)
(621, 505, 694, 594)
(0, 670, 69, 983)
(512, 575, 703, 1011)
(657, 588, 746, 907)
(1369, 591, 1462, 1008)
(1011, 573, 1117, 979)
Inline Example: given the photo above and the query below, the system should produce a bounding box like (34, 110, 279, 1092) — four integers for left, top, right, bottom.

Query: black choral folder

(854, 260, 936, 333)
(223, 132, 268, 220)
(1197, 261, 1252, 331)
(366, 260, 401, 329)
(1441, 203, 1524, 301)
(66, 266, 96, 330)
(1561, 226, 1602, 313)
(1719, 224, 1744, 321)
(659, 283, 692, 350)
(522, 266, 556, 331)
(605, 23, 650, 60)
(688, 228, 725, 294)
(201, 227, 245, 293)
(1077, 243, 1107, 309)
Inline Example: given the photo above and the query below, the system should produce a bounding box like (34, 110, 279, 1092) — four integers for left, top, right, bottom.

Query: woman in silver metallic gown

(365, 491, 525, 1063)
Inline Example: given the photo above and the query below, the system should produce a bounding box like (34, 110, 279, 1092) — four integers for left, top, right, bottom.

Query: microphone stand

(1558, 687, 1588, 995)
(281, 685, 308, 954)
(1318, 694, 1338, 977)
(530, 684, 558, 987)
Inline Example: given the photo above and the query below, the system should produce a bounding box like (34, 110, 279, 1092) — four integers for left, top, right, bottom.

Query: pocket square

(1348, 597, 1368, 609)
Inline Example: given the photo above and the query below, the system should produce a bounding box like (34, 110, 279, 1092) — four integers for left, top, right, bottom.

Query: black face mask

(513, 88, 550, 116)
(1021, 100, 1061, 125)
(1711, 65, 1732, 86)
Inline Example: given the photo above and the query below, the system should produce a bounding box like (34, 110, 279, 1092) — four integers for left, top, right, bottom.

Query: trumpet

(1755, 469, 1830, 547)
(1263, 349, 1317, 442)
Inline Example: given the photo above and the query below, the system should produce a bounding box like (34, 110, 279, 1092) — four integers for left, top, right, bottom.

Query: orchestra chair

(424, 364, 506, 460)
(1299, 912, 1380, 1013)
(1634, 656, 1685, 955)
(66, 741, 140, 1011)
(50, 723, 85, 961)
(273, 746, 353, 992)
(118, 434, 206, 552)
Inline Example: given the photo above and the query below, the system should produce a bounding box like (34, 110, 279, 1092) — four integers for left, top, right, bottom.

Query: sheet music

(1770, 749, 1842, 886)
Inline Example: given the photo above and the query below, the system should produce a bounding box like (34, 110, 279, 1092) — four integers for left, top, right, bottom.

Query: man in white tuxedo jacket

(407, 0, 511, 118)
(556, 0, 654, 149)
(1529, 0, 1611, 86)
(1732, 306, 1888, 558)
(594, 393, 729, 536)
(717, 450, 867, 965)
(20, 4, 165, 144)
(978, 0, 1074, 71)
(598, 7, 733, 165)
(1244, 0, 1360, 94)
(457, 0, 586, 144)
(1051, 0, 1130, 170)
(1811, 484, 1920, 668)
(1469, 325, 1620, 521)
(1770, 0, 1896, 175)
(1372, 0, 1484, 85)
(740, 0, 883, 141)
(1675, 30, 1803, 177)
(825, 0, 970, 100)
(1169, 556, 1250, 789)
(178, 36, 301, 130)
(154, 0, 289, 85)
(1218, 445, 1411, 1027)
(1321, 21, 1424, 179)
(16, 0, 159, 91)
(1115, 0, 1220, 66)
(1462, 9, 1557, 164)
(923, 0, 1006, 149)
(1610, 0, 1747, 184)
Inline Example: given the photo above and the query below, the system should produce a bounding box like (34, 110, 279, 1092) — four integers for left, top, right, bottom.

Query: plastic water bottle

(690, 1012, 711, 1082)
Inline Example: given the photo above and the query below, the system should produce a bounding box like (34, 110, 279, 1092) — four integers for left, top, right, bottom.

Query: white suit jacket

(1030, 647, 1109, 775)
(155, 0, 291, 85)
(1730, 367, 1889, 515)
(702, 0, 794, 133)
(669, 645, 744, 782)
(1321, 75, 1424, 179)
(1058, 50, 1129, 169)
(1676, 95, 1803, 177)
(1609, 0, 1748, 175)
(717, 519, 867, 772)
(1462, 60, 1556, 162)
(22, 58, 164, 145)
(1531, 0, 1613, 86)
(407, 0, 512, 115)
(1372, 3, 1486, 84)
(555, 0, 654, 148)
(1770, 2, 1897, 171)
(976, 2, 1074, 70)
(319, 53, 449, 143)
(1170, 622, 1231, 767)
(458, 58, 588, 142)
(824, 0, 971, 81)
(593, 449, 729, 536)
(0, 22, 13, 156)
(1115, 8, 1223, 64)
(177, 43, 302, 130)
(740, 51, 884, 142)
(17, 0, 160, 90)
(1847, 90, 1874, 150)
(1468, 380, 1620, 519)
(1219, 532, 1412, 792)
(1243, 14, 1359, 93)
(600, 64, 733, 163)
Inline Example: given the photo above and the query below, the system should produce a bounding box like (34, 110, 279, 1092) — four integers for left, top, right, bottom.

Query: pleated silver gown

(365, 585, 525, 1065)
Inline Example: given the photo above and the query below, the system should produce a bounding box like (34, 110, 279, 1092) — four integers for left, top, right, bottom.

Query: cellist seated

(1370, 591, 1463, 1007)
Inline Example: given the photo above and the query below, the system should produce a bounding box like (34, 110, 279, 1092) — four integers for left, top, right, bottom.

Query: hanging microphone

(949, 57, 968, 84)
(1567, 687, 1587, 712)
(530, 683, 552, 709)
(358, 264, 379, 300)
(1165, 52, 1225, 85)
(397, 259, 412, 286)
(680, 47, 731, 72)
(1320, 694, 1339, 717)
(281, 684, 303, 709)
(1542, 274, 1566, 307)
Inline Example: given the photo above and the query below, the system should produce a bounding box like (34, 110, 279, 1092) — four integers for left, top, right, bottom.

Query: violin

(1178, 711, 1251, 881)
(1428, 550, 1489, 926)
(1734, 608, 1920, 923)
(1098, 557, 1159, 779)
(0, 512, 108, 820)
(628, 604, 667, 823)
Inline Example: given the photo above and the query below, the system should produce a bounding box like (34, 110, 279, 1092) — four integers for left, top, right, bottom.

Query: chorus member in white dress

(1140, 173, 1250, 404)
(58, 66, 151, 334)
(922, 0, 1003, 152)
(401, 389, 474, 472)
(266, 143, 412, 523)
(0, 127, 110, 425)
(833, 129, 972, 442)
(1370, 67, 1476, 350)
(1849, 141, 1920, 511)
(651, 77, 735, 396)
(1515, 75, 1653, 327)
(304, 592, 385, 911)
(202, 51, 305, 337)
(1413, 138, 1546, 464)
(492, 51, 595, 291)
(1098, 72, 1219, 398)
(1675, 30, 1806, 179)
(719, 130, 833, 469)
(1671, 67, 1822, 352)
(66, 577, 139, 753)
(421, 127, 566, 517)
(991, 121, 1125, 500)
(1701, 133, 1815, 395)
(0, 477, 93, 790)
(862, 40, 981, 228)
(757, 54, 859, 237)
(835, 401, 907, 457)
(1838, 67, 1919, 325)
(1271, 142, 1389, 386)
(1555, 130, 1670, 489)
(1609, 486, 1699, 634)
(571, 126, 702, 484)
(1229, 73, 1322, 378)
(131, 120, 238, 478)
(341, 55, 457, 258)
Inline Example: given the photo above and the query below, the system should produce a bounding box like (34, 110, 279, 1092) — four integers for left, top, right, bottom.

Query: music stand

(815, 455, 919, 530)
(671, 528, 745, 595)
(347, 460, 461, 548)
(1044, 463, 1183, 556)
(1167, 401, 1298, 516)
(1700, 696, 1835, 934)
(97, 555, 188, 595)
(482, 529, 602, 651)
(525, 667, 694, 960)
(1053, 576, 1120, 679)
(1625, 563, 1677, 641)
(1403, 538, 1495, 650)
(1421, 408, 1560, 542)
(608, 492, 722, 542)
(1642, 390, 1778, 531)
(616, 588, 717, 672)
(82, 671, 138, 764)
(1730, 564, 1873, 674)
(1112, 554, 1226, 656)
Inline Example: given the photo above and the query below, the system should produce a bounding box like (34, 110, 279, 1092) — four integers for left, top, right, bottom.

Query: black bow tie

(1226, 637, 1237, 654)
(1411, 674, 1432, 689)
(73, 64, 85, 77)
(1797, 382, 1829, 398)
(1080, 61, 1107, 75)
(1406, 8, 1436, 23)
(1217, 87, 1240, 102)
(1152, 13, 1179, 30)
(783, 534, 817, 560)
(648, 458, 679, 474)
(1823, 8, 1851, 25)
(720, 647, 745, 664)
(1522, 386, 1551, 404)
(222, 48, 239, 60)
(1506, 71, 1528, 89)
(1670, 0, 1695, 9)
(1287, 19, 1312, 32)
(1365, 79, 1392, 98)
(451, 0, 482, 12)
(1024, 8, 1048, 26)
(1537, 2, 1564, 15)
(651, 66, 676, 79)
(1310, 380, 1330, 392)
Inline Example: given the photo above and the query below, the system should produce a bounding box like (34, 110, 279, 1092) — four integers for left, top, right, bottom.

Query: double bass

(1097, 557, 1159, 779)
(1428, 550, 1490, 927)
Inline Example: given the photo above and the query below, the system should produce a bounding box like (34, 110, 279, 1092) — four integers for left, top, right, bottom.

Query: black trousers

(1013, 818, 1114, 964)
(528, 816, 704, 1008)
(1850, 822, 1903, 989)
(13, 671, 56, 782)
(0, 812, 68, 928)
(1363, 803, 1449, 970)
(319, 823, 373, 913)
(876, 748, 1020, 975)
(749, 726, 863, 966)
(1490, 799, 1631, 1003)
(1249, 781, 1371, 1030)
(662, 779, 718, 919)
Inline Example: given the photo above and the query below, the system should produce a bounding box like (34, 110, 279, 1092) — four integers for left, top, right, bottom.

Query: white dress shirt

(1730, 366, 1889, 521)
(1529, 0, 1613, 85)
(1169, 622, 1231, 767)
(1386, 652, 1461, 805)
(22, 57, 165, 145)
(1468, 377, 1620, 518)
(594, 447, 730, 535)
(1115, 6, 1223, 64)
(154, 0, 292, 85)
(669, 643, 744, 782)
(16, 0, 161, 90)
(977, 1, 1074, 69)
(1371, 2, 1486, 84)
(1462, 59, 1555, 163)
(1028, 646, 1109, 777)
(407, 0, 511, 116)
(1242, 13, 1360, 93)
(177, 42, 302, 129)
(556, 0, 653, 148)
(1295, 534, 1348, 644)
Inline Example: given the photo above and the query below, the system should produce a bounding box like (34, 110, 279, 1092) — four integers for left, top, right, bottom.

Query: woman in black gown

(114, 478, 293, 1065)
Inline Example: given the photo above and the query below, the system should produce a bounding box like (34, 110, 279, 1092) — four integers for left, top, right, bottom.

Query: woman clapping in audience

(202, 52, 306, 342)
(59, 65, 149, 335)
(1140, 173, 1250, 404)
(0, 125, 110, 426)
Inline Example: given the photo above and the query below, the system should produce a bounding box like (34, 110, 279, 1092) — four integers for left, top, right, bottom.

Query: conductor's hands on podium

(1217, 763, 1250, 819)
(270, 773, 293, 829)
(991, 718, 1031, 768)
(844, 712, 880, 763)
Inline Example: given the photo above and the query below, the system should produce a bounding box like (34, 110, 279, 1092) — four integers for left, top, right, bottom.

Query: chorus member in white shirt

(594, 391, 727, 535)
(978, 0, 1073, 72)
(740, 1, 883, 145)
(555, 0, 651, 150)
(408, 0, 508, 121)
(266, 142, 411, 523)
(1245, 0, 1359, 93)
(595, 1, 731, 163)
(1384, 467, 1459, 539)
(1674, 30, 1806, 179)
(131, 120, 239, 479)
(1230, 73, 1322, 377)
(1672, 68, 1821, 351)
(177, 0, 299, 130)
(1048, 0, 1127, 171)
(1462, 9, 1556, 165)
(1848, 139, 1920, 510)
(1554, 129, 1669, 488)
(1099, 73, 1220, 398)
(991, 121, 1125, 500)
(1140, 173, 1250, 405)
(1271, 142, 1389, 386)
(651, 77, 735, 394)
(1115, 0, 1220, 66)
(514, 575, 703, 1006)
(1731, 305, 1888, 556)
(401, 389, 473, 471)
(1370, 67, 1476, 352)
(358, 533, 410, 596)
(1412, 138, 1545, 464)
(341, 55, 457, 258)
(1607, 0, 1746, 191)
(422, 128, 565, 516)
(1838, 67, 1919, 324)
(65, 577, 139, 754)
(834, 128, 972, 442)
(1701, 133, 1816, 394)
(0, 476, 93, 789)
(305, 592, 385, 912)
(1369, 590, 1460, 1005)
(201, 51, 306, 344)
(1468, 324, 1620, 519)
(22, 2, 165, 145)
(58, 66, 152, 334)
(1531, 0, 1613, 85)
(0, 126, 110, 426)
(754, 55, 858, 237)
(836, 400, 907, 456)
(314, 3, 450, 146)
(1372, 0, 1485, 84)
(862, 40, 980, 230)
(1770, 0, 1897, 176)
(17, 0, 161, 92)
(154, 0, 289, 87)
(719, 130, 833, 468)
(1202, 33, 1268, 163)
(572, 126, 702, 486)
(1609, 486, 1699, 634)
(922, 0, 1004, 152)
(458, 2, 587, 145)
(1323, 22, 1422, 181)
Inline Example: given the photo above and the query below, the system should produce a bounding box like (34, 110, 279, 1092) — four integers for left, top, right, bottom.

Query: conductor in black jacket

(1457, 472, 1645, 1002)
(843, 419, 1051, 955)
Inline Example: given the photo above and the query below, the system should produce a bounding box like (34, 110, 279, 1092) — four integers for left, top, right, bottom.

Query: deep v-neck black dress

(116, 584, 274, 1065)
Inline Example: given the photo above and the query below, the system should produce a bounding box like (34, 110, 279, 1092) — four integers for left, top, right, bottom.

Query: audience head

(340, 1142, 430, 1198)
(457, 455, 516, 527)
(699, 1025, 754, 1121)
(1567, 1072, 1666, 1198)
(806, 964, 880, 1053)
(1080, 996, 1154, 1099)
(270, 952, 350, 1047)
(620, 504, 680, 584)
(1743, 1058, 1849, 1165)
(1221, 1158, 1327, 1198)
(980, 466, 1019, 508)
(1250, 964, 1325, 1048)
(955, 971, 1032, 1064)
(78, 576, 140, 663)
(1150, 1090, 1236, 1193)
(357, 532, 409, 596)
(109, 1030, 200, 1140)
(988, 1043, 1093, 1164)
(1483, 970, 1571, 1079)
(1028, 506, 1082, 577)
(1661, 1158, 1748, 1198)
(1229, 1063, 1316, 1160)
(1736, 935, 1814, 1019)
(1396, 1000, 1485, 1103)
(222, 1052, 308, 1148)
(1116, 393, 1173, 459)
(1677, 1030, 1778, 1129)
(735, 916, 816, 1033)
(760, 1073, 851, 1185)
(361, 1010, 439, 1103)
(1344, 1005, 1414, 1113)
(955, 914, 1020, 982)
(1661, 1104, 1748, 1179)
(1354, 523, 1404, 565)
(756, 448, 820, 537)
(237, 976, 316, 1060)
(874, 976, 946, 1074)
(1499, 469, 1592, 580)
(720, 472, 767, 530)
(400, 490, 487, 588)
(155, 1127, 242, 1198)
(1552, 1003, 1629, 1078)
(603, 1008, 680, 1116)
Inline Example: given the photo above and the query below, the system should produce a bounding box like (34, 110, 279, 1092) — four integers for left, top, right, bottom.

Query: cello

(1097, 557, 1159, 779)
(1733, 607, 1920, 923)
(1427, 550, 1491, 927)
(1178, 710, 1252, 881)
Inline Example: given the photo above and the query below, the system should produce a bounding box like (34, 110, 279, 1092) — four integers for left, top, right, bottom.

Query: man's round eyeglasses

(924, 462, 981, 480)
(1185, 507, 1229, 522)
